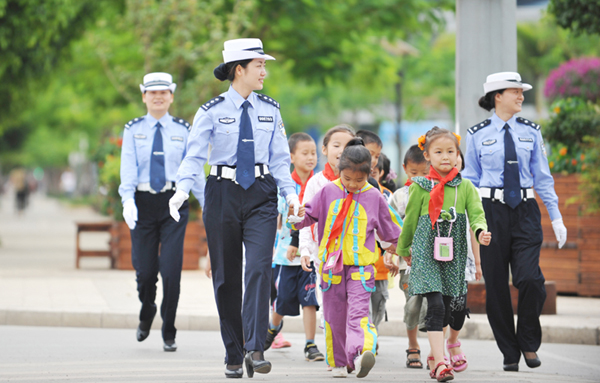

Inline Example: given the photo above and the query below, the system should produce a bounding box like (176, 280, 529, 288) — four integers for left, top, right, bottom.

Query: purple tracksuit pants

(321, 264, 378, 369)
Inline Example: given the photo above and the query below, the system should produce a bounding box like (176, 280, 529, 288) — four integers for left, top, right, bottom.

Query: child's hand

(383, 252, 399, 276)
(404, 256, 412, 267)
(288, 205, 305, 217)
(286, 246, 299, 262)
(382, 244, 397, 255)
(204, 250, 212, 279)
(475, 263, 483, 281)
(300, 255, 313, 272)
(479, 230, 492, 246)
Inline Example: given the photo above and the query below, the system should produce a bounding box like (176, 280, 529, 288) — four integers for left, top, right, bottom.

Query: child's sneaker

(304, 343, 325, 361)
(265, 321, 284, 350)
(271, 332, 291, 349)
(354, 351, 376, 378)
(331, 367, 348, 378)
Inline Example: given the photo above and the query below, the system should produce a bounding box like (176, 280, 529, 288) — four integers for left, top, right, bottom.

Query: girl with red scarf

(395, 127, 491, 382)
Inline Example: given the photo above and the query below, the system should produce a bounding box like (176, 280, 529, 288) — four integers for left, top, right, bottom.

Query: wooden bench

(75, 222, 114, 268)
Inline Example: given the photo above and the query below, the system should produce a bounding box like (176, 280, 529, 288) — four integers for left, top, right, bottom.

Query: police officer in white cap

(169, 38, 299, 378)
(119, 72, 200, 352)
(463, 72, 568, 372)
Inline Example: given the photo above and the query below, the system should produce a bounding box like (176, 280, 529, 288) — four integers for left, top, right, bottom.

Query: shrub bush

(544, 57, 600, 103)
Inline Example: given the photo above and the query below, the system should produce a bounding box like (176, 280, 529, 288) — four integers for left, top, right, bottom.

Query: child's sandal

(426, 356, 436, 379)
(446, 340, 468, 372)
(406, 348, 423, 369)
(434, 361, 454, 382)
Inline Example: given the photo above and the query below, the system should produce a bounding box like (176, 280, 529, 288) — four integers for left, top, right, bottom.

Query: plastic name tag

(433, 237, 453, 262)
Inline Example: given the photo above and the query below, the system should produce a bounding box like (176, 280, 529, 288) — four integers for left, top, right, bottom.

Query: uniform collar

(145, 112, 172, 128)
(491, 112, 518, 132)
(227, 85, 255, 110)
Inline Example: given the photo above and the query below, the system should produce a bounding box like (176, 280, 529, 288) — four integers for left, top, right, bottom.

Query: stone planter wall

(110, 219, 207, 270)
(539, 174, 600, 297)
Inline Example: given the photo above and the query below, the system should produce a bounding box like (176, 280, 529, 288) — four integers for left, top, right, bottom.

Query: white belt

(137, 181, 175, 194)
(479, 187, 534, 203)
(209, 164, 270, 181)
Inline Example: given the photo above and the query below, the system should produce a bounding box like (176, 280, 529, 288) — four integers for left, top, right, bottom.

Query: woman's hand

(301, 255, 313, 272)
(479, 230, 492, 246)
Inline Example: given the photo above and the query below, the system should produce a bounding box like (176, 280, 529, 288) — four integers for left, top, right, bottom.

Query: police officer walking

(169, 39, 299, 378)
(463, 72, 568, 372)
(119, 72, 199, 352)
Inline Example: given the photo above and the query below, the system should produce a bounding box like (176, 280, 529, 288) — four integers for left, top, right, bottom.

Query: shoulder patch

(256, 94, 280, 109)
(468, 119, 491, 135)
(517, 117, 540, 131)
(124, 116, 145, 129)
(172, 116, 191, 131)
(200, 96, 225, 111)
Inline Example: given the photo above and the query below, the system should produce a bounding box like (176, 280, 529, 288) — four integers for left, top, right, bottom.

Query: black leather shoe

(523, 352, 541, 368)
(224, 364, 243, 378)
(244, 351, 271, 378)
(136, 320, 153, 342)
(503, 363, 519, 372)
(163, 339, 177, 352)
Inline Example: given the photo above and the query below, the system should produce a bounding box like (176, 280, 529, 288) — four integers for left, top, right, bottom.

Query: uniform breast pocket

(213, 124, 239, 154)
(134, 139, 151, 166)
(255, 123, 274, 154)
(516, 142, 533, 164)
(480, 144, 502, 171)
(168, 142, 185, 164)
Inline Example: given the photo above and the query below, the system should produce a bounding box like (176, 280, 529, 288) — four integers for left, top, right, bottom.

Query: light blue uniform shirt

(463, 113, 561, 221)
(119, 112, 202, 204)
(176, 86, 295, 206)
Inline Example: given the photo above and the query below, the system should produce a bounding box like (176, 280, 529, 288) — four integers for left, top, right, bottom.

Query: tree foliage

(548, 0, 600, 36)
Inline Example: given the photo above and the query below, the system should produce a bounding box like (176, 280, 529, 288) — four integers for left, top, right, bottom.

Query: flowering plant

(544, 57, 600, 103)
(546, 145, 587, 175)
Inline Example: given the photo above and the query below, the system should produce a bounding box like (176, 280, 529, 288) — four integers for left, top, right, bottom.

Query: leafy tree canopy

(548, 0, 600, 36)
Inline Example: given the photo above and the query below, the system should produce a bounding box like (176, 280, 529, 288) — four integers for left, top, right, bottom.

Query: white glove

(552, 218, 567, 249)
(286, 193, 300, 216)
(168, 189, 189, 222)
(122, 199, 138, 230)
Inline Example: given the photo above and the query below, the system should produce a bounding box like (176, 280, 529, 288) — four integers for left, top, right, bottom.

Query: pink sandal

(446, 340, 468, 372)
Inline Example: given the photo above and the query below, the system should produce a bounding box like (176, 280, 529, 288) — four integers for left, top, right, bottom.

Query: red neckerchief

(323, 163, 338, 182)
(404, 179, 412, 187)
(325, 189, 355, 250)
(427, 167, 459, 229)
(291, 169, 314, 203)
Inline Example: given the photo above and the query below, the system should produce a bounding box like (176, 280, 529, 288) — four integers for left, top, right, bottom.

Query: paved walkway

(0, 192, 599, 346)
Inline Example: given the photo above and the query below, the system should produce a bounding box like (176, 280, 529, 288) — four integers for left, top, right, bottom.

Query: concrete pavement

(0, 192, 599, 348)
(1, 326, 600, 382)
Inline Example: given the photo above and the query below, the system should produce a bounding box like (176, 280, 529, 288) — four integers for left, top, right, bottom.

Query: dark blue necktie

(503, 123, 521, 209)
(236, 101, 255, 190)
(150, 122, 166, 192)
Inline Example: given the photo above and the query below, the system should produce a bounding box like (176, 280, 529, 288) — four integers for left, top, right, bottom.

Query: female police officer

(169, 39, 300, 378)
(119, 72, 200, 352)
(463, 72, 568, 372)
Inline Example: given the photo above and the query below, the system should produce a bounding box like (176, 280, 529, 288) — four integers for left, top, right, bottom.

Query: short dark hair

(322, 124, 355, 148)
(338, 138, 371, 175)
(404, 144, 426, 166)
(214, 59, 253, 82)
(288, 132, 315, 153)
(458, 150, 465, 171)
(356, 130, 382, 148)
(478, 89, 506, 111)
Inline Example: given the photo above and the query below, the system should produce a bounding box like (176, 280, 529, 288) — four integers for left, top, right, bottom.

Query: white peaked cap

(139, 72, 177, 93)
(483, 72, 532, 94)
(222, 38, 276, 63)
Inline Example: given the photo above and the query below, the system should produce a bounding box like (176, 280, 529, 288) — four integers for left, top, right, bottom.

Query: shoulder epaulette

(517, 117, 540, 131)
(125, 116, 145, 129)
(172, 117, 191, 131)
(200, 96, 225, 111)
(468, 119, 491, 135)
(256, 94, 280, 109)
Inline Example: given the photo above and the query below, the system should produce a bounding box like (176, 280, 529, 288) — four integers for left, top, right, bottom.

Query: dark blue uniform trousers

(203, 174, 278, 365)
(480, 197, 546, 365)
(131, 190, 189, 341)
